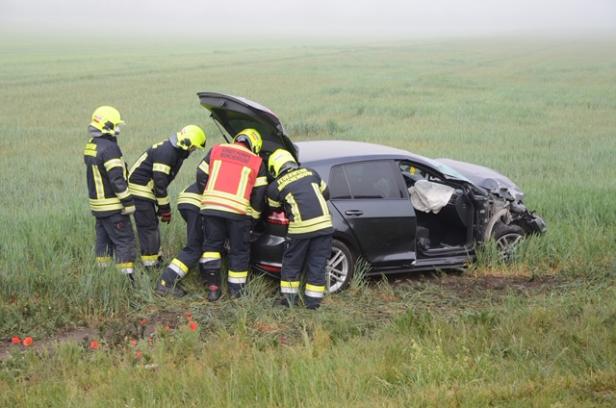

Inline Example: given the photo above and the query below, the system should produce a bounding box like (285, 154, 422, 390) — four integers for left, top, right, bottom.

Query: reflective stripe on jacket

(84, 135, 133, 218)
(267, 167, 333, 238)
(177, 182, 202, 212)
(197, 143, 267, 220)
(128, 138, 187, 210)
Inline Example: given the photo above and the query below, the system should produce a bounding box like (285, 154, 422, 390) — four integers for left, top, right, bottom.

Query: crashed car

(198, 92, 546, 292)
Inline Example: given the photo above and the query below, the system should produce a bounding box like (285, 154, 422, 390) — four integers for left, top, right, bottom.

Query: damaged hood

(436, 158, 525, 201)
(197, 92, 297, 159)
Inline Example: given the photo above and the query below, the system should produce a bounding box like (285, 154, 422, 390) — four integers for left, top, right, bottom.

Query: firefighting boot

(200, 261, 221, 302)
(275, 293, 298, 308)
(304, 298, 321, 310)
(155, 281, 186, 297)
(228, 283, 244, 299)
(155, 273, 186, 297)
(207, 285, 221, 302)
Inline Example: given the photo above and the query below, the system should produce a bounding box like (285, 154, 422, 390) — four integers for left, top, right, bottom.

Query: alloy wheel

(327, 246, 350, 293)
(496, 232, 523, 261)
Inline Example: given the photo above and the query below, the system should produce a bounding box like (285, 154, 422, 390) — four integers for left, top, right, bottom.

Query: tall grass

(0, 36, 615, 405)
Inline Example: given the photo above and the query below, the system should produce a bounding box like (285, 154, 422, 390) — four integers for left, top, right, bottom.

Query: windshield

(427, 159, 471, 182)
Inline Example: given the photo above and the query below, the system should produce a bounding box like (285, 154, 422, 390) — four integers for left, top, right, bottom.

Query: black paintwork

(251, 140, 545, 277)
(197, 92, 545, 279)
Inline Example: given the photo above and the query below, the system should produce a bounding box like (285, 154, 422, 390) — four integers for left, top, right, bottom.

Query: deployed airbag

(409, 180, 455, 214)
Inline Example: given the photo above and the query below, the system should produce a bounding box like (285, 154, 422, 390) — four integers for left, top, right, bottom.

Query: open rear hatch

(197, 92, 297, 159)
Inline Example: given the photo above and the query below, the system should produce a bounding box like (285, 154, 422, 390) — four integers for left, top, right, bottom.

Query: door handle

(345, 209, 364, 216)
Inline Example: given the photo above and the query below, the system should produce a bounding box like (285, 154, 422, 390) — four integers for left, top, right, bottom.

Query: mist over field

(2, 1, 616, 406)
(2, 0, 616, 38)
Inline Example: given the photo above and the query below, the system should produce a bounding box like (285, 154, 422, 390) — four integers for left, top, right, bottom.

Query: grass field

(1, 35, 615, 406)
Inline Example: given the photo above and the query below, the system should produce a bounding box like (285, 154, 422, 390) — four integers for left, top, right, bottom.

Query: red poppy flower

(135, 350, 143, 360)
(22, 337, 33, 347)
(129, 338, 138, 348)
(89, 340, 100, 350)
(189, 321, 198, 332)
(11, 336, 21, 345)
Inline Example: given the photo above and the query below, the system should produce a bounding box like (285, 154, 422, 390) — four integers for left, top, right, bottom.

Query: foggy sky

(2, 0, 615, 37)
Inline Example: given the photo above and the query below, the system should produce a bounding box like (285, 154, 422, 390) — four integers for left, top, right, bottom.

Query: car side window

(331, 161, 405, 199)
(329, 165, 352, 199)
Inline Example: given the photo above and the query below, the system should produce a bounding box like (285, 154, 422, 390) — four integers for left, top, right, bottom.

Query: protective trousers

(133, 198, 161, 267)
(281, 233, 333, 308)
(95, 213, 136, 274)
(200, 216, 251, 295)
(163, 208, 203, 282)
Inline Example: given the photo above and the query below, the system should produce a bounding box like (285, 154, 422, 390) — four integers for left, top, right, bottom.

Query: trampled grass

(0, 35, 615, 405)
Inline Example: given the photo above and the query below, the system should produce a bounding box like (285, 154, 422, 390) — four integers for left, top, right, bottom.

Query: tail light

(267, 210, 289, 225)
(257, 261, 282, 273)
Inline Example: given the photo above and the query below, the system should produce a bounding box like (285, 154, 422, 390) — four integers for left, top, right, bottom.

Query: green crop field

(1, 35, 615, 406)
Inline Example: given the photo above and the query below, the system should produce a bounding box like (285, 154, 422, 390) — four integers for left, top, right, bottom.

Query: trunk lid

(197, 92, 297, 159)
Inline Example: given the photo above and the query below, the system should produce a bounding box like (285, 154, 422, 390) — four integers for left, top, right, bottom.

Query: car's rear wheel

(326, 239, 355, 293)
(493, 223, 525, 261)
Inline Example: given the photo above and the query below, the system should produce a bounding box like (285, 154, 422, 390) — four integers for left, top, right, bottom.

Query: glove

(159, 211, 172, 223)
(121, 205, 136, 215)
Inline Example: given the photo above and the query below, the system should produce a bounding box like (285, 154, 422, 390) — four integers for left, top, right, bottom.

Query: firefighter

(83, 106, 136, 278)
(266, 149, 333, 309)
(128, 125, 206, 268)
(197, 128, 268, 301)
(155, 181, 203, 297)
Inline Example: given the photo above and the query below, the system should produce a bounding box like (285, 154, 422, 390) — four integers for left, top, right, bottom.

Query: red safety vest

(202, 143, 263, 217)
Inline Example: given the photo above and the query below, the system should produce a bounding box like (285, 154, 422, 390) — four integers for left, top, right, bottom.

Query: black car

(198, 92, 547, 292)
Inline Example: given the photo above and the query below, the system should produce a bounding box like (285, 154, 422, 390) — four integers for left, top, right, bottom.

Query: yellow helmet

(90, 106, 124, 134)
(268, 148, 297, 178)
(233, 128, 262, 154)
(176, 125, 206, 151)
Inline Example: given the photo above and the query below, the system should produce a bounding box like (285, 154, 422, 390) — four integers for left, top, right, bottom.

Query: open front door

(328, 160, 416, 267)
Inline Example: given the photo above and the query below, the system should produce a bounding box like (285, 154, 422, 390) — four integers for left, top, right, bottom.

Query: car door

(328, 160, 416, 267)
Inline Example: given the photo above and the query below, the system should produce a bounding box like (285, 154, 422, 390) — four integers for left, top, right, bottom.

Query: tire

(492, 223, 525, 262)
(326, 239, 355, 293)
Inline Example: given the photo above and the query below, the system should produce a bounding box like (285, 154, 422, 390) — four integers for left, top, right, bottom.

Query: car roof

(296, 140, 434, 167)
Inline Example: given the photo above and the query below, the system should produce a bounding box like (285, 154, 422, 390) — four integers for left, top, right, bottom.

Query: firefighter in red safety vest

(83, 106, 136, 279)
(266, 149, 333, 309)
(196, 128, 268, 301)
(128, 125, 206, 269)
(155, 181, 204, 297)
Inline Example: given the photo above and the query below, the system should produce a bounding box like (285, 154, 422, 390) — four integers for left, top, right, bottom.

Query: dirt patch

(1, 327, 98, 360)
(1, 274, 563, 360)
(391, 269, 561, 292)
(0, 311, 189, 361)
(438, 273, 560, 293)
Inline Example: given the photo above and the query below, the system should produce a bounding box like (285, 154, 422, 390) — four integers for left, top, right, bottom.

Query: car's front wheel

(326, 239, 355, 293)
(493, 223, 525, 261)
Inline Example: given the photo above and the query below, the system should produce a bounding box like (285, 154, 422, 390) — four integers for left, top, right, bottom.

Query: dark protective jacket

(84, 134, 134, 218)
(267, 167, 333, 238)
(196, 143, 268, 221)
(128, 138, 188, 212)
(177, 182, 202, 212)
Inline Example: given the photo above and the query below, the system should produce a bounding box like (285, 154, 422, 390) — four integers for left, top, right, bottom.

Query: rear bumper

(251, 232, 286, 276)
